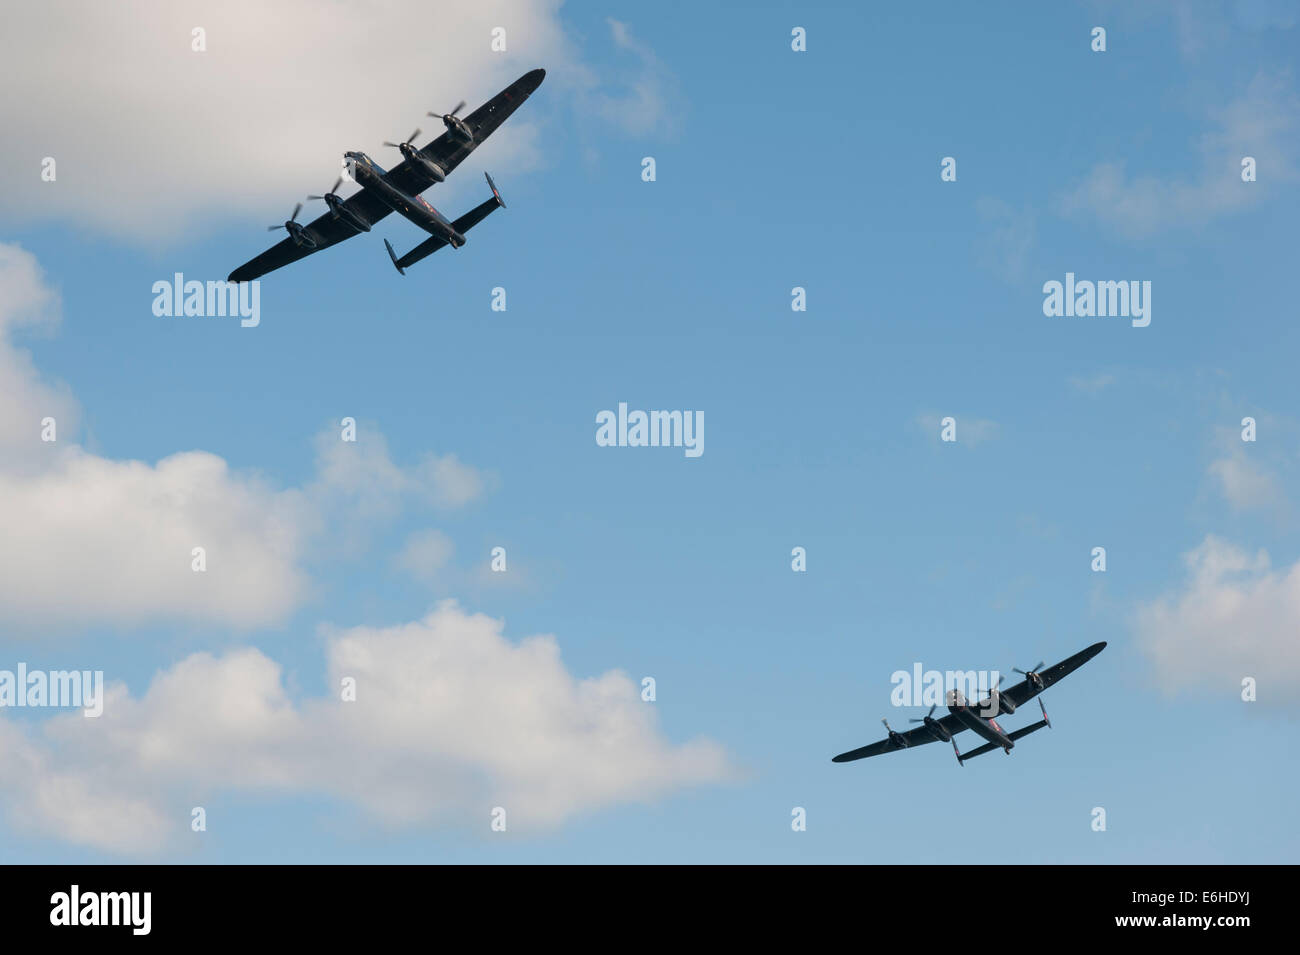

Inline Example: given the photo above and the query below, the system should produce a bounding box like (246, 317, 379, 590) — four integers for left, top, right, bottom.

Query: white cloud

(0, 1, 675, 243)
(0, 246, 77, 475)
(393, 528, 456, 584)
(0, 602, 737, 853)
(1134, 535, 1300, 695)
(0, 244, 485, 629)
(310, 427, 487, 520)
(1058, 71, 1299, 237)
(0, 448, 312, 629)
(1207, 451, 1285, 512)
(582, 18, 679, 137)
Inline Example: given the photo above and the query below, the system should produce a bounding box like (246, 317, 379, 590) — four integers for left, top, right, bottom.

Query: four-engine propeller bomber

(229, 69, 544, 282)
(832, 642, 1106, 766)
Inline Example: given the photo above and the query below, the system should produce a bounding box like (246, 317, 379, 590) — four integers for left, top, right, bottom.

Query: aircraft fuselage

(344, 151, 466, 248)
(948, 694, 1014, 751)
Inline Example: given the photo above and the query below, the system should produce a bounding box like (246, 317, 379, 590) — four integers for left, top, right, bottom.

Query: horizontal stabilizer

(1008, 718, 1050, 742)
(387, 173, 507, 273)
(956, 719, 1050, 764)
(956, 740, 1000, 763)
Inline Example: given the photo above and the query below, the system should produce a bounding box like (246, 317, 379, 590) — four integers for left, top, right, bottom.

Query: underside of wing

(228, 206, 377, 282)
(1001, 641, 1107, 708)
(832, 713, 966, 763)
(383, 69, 546, 198)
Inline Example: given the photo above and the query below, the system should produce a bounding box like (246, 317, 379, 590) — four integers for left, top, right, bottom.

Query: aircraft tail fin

(450, 173, 506, 236)
(383, 239, 406, 276)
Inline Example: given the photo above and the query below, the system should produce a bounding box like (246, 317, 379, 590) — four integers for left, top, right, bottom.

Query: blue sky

(1, 0, 1297, 862)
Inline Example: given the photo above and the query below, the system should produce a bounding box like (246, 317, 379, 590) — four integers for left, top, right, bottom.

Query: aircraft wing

(228, 204, 382, 282)
(831, 712, 967, 763)
(994, 641, 1107, 710)
(382, 69, 546, 200)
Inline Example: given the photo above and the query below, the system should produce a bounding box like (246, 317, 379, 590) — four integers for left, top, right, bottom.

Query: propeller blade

(450, 100, 465, 116)
(908, 718, 924, 723)
(307, 195, 325, 201)
(382, 141, 399, 148)
(330, 177, 343, 194)
(267, 225, 283, 231)
(928, 704, 937, 718)
(407, 128, 421, 144)
(290, 202, 302, 222)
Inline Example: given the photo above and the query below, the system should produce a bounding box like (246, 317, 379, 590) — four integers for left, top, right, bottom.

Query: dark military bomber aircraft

(832, 642, 1106, 766)
(229, 69, 544, 282)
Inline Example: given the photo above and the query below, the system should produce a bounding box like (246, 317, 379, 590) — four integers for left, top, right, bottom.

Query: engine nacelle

(418, 158, 447, 182)
(996, 692, 1016, 716)
(444, 114, 473, 144)
(285, 221, 316, 249)
(923, 718, 952, 743)
(323, 194, 371, 233)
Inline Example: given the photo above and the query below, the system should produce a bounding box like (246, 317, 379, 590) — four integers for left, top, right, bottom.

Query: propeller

(1014, 661, 1046, 689)
(908, 705, 938, 724)
(383, 129, 422, 150)
(268, 202, 303, 231)
(428, 101, 466, 122)
(307, 177, 344, 202)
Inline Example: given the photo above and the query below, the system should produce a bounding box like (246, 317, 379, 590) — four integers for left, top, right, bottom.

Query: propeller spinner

(909, 704, 954, 743)
(428, 101, 473, 144)
(383, 128, 423, 152)
(881, 718, 909, 748)
(268, 202, 317, 249)
(267, 201, 303, 232)
(1014, 661, 1047, 690)
(306, 177, 344, 203)
(306, 179, 371, 233)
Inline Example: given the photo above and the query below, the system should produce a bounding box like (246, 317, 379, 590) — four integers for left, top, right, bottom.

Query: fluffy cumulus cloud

(0, 602, 737, 853)
(0, 244, 484, 629)
(1134, 535, 1300, 696)
(0, 0, 675, 242)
